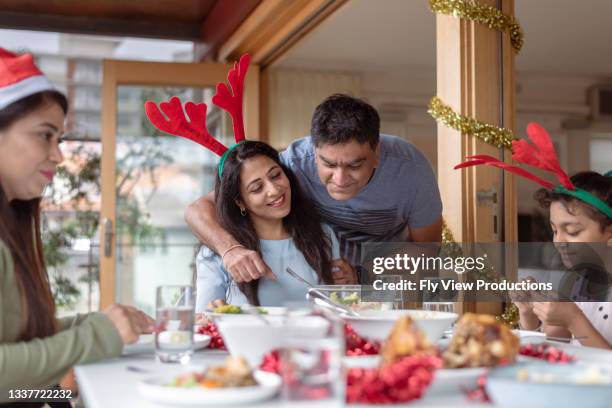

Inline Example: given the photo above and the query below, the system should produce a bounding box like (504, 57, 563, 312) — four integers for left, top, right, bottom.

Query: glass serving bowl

(313, 284, 401, 311)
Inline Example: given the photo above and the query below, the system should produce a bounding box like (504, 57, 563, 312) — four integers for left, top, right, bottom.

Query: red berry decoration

(345, 324, 381, 356)
(197, 323, 226, 350)
(462, 372, 491, 403)
(519, 343, 575, 363)
(260, 350, 281, 374)
(346, 355, 441, 404)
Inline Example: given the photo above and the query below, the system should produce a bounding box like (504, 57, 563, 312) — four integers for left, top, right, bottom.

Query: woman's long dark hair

(215, 141, 334, 305)
(0, 90, 68, 341)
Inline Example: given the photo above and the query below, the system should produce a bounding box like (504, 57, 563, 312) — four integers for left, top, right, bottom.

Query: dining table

(74, 331, 612, 408)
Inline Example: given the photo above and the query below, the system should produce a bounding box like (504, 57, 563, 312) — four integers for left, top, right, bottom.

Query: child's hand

(509, 276, 537, 312)
(532, 301, 580, 327)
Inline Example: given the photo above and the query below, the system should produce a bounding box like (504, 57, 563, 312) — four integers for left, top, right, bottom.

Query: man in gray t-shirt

(186, 94, 442, 283)
(280, 133, 442, 267)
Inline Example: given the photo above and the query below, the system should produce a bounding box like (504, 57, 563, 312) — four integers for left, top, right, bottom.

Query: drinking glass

(155, 285, 194, 364)
(281, 303, 345, 407)
(422, 301, 456, 313)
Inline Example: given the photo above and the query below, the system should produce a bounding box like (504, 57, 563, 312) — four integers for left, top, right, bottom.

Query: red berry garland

(345, 324, 381, 356)
(519, 343, 575, 363)
(260, 346, 440, 404)
(346, 355, 441, 404)
(197, 323, 226, 350)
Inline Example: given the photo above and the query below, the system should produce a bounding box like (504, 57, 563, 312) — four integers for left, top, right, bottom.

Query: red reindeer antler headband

(144, 54, 250, 177)
(455, 123, 612, 218)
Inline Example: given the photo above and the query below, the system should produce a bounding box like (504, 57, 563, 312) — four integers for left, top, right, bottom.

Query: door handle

(103, 218, 114, 258)
(476, 187, 499, 240)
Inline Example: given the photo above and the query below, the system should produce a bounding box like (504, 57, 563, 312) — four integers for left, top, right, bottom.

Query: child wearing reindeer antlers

(456, 123, 612, 349)
(145, 55, 340, 309)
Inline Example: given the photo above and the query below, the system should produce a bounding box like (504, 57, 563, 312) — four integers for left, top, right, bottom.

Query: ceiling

(279, 0, 612, 76)
(0, 0, 260, 46)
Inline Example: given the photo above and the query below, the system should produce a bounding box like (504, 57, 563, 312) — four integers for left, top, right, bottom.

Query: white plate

(343, 355, 380, 369)
(123, 333, 211, 355)
(428, 366, 488, 394)
(204, 306, 287, 319)
(138, 370, 282, 406)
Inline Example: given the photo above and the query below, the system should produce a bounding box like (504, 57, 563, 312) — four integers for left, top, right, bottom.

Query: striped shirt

(280, 134, 442, 266)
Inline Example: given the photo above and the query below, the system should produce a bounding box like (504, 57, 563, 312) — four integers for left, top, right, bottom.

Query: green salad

(212, 305, 268, 314)
(330, 291, 360, 305)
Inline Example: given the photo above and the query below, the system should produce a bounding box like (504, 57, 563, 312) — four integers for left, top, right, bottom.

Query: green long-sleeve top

(0, 239, 123, 395)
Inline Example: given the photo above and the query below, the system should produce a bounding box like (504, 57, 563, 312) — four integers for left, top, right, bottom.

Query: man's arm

(409, 216, 443, 242)
(185, 191, 237, 252)
(185, 192, 274, 282)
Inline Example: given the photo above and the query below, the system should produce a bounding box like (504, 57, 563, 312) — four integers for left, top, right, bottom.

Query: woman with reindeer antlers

(145, 54, 342, 309)
(456, 123, 612, 349)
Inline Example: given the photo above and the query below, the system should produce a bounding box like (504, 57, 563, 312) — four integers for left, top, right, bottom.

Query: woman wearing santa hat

(0, 48, 152, 402)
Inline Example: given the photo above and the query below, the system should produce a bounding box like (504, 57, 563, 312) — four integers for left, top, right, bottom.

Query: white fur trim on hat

(0, 75, 56, 110)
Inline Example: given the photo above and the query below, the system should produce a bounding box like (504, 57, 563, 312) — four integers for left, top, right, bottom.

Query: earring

(240, 208, 247, 217)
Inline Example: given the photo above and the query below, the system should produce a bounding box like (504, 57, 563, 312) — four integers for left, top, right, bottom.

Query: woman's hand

(223, 247, 275, 282)
(331, 258, 358, 284)
(207, 299, 227, 310)
(195, 313, 211, 325)
(103, 304, 154, 345)
(60, 369, 78, 393)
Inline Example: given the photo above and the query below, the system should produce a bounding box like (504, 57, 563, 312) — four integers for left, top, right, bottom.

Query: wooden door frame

(435, 0, 517, 314)
(99, 60, 259, 308)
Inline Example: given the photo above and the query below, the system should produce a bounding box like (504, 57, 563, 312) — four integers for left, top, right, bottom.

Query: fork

(285, 267, 359, 316)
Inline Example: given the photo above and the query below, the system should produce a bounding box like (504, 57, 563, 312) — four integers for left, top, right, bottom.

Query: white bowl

(216, 317, 285, 368)
(205, 306, 287, 320)
(341, 309, 458, 343)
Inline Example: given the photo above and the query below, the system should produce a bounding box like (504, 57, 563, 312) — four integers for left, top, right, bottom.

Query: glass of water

(155, 285, 194, 364)
(281, 304, 344, 407)
(422, 301, 456, 313)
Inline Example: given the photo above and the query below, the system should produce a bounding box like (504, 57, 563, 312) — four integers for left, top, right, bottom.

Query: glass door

(100, 60, 259, 313)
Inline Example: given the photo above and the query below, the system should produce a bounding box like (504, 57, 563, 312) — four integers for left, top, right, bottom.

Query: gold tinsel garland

(441, 221, 519, 328)
(431, 0, 523, 328)
(428, 97, 516, 149)
(428, 0, 524, 53)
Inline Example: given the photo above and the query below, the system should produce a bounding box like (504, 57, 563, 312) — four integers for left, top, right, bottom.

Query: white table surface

(75, 333, 612, 408)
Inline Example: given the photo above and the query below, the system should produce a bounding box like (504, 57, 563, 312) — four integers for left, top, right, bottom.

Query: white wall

(267, 66, 612, 217)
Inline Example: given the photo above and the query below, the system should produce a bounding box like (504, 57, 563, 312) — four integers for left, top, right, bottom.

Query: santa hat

(0, 48, 56, 110)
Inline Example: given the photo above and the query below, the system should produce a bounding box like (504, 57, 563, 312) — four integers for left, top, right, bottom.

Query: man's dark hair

(311, 94, 380, 149)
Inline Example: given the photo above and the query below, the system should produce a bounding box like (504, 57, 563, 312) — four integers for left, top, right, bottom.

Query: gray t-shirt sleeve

(195, 245, 230, 312)
(403, 155, 443, 229)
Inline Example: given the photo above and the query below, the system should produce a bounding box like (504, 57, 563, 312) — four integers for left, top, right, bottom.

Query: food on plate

(442, 313, 519, 368)
(381, 316, 437, 363)
(169, 355, 257, 388)
(212, 305, 268, 315)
